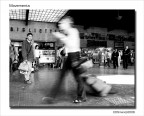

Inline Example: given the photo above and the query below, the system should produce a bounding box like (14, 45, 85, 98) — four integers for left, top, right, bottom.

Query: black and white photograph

(1, 0, 144, 116)
(9, 9, 135, 108)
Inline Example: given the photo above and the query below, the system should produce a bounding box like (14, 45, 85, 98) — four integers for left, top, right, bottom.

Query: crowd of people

(53, 46, 135, 70)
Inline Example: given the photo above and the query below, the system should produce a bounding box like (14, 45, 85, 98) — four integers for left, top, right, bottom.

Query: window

(80, 33, 84, 39)
(50, 29, 52, 33)
(34, 28, 36, 33)
(29, 28, 31, 32)
(10, 27, 13, 31)
(45, 29, 47, 33)
(39, 29, 42, 33)
(22, 28, 25, 32)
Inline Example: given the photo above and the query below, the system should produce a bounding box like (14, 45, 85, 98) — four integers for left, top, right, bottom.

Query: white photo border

(0, 0, 144, 116)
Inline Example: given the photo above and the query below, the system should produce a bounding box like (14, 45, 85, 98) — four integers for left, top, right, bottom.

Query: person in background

(18, 47, 23, 64)
(59, 45, 66, 69)
(105, 50, 111, 67)
(34, 45, 40, 70)
(130, 50, 134, 66)
(10, 43, 18, 73)
(22, 33, 34, 84)
(55, 46, 62, 69)
(118, 50, 122, 67)
(92, 50, 97, 64)
(112, 49, 119, 69)
(98, 50, 102, 66)
(122, 46, 130, 69)
(43, 16, 87, 104)
(104, 50, 107, 67)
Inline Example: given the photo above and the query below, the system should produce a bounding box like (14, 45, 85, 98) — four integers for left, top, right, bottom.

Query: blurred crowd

(54, 46, 135, 70)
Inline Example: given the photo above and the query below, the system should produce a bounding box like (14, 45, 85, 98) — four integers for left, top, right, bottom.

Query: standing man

(123, 46, 130, 69)
(22, 33, 34, 84)
(43, 16, 87, 103)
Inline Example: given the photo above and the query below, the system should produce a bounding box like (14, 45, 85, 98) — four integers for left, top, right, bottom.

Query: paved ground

(10, 64, 135, 108)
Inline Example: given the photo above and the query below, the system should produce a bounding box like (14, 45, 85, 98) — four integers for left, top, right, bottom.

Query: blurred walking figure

(22, 33, 34, 84)
(43, 16, 86, 103)
(122, 46, 130, 69)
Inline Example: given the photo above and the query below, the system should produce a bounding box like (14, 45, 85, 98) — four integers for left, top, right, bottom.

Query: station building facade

(10, 19, 135, 52)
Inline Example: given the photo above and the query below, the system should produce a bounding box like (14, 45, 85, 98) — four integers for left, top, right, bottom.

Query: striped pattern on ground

(104, 96, 134, 105)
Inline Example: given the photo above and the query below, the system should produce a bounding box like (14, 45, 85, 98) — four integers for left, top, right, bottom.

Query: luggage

(72, 58, 93, 75)
(18, 61, 29, 75)
(82, 74, 112, 97)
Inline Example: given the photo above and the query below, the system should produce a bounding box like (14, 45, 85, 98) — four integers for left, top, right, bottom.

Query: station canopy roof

(9, 9, 135, 33)
(9, 9, 68, 22)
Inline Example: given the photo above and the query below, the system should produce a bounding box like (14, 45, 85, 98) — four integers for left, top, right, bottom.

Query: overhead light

(116, 15, 122, 20)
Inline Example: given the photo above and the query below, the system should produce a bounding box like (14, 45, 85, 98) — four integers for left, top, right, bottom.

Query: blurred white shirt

(57, 28, 81, 53)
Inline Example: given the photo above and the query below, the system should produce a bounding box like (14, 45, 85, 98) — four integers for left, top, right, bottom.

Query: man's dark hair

(27, 32, 33, 36)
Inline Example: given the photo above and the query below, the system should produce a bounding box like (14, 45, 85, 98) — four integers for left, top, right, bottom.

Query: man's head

(58, 16, 74, 30)
(27, 33, 33, 41)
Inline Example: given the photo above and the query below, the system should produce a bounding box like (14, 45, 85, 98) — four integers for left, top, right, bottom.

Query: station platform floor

(10, 64, 135, 108)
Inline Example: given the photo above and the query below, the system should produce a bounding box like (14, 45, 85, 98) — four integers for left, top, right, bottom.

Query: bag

(83, 74, 112, 97)
(18, 61, 29, 75)
(81, 60, 93, 69)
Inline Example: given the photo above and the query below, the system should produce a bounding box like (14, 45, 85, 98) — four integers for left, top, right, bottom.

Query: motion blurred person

(43, 16, 86, 103)
(22, 33, 34, 84)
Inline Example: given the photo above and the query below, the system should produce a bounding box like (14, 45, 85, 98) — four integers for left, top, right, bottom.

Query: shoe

(24, 80, 32, 84)
(73, 98, 87, 103)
